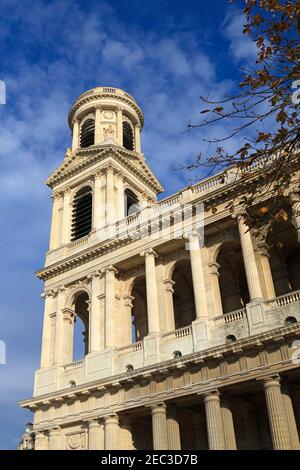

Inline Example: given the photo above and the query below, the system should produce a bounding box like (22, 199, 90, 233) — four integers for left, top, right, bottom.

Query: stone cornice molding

(21, 322, 300, 416)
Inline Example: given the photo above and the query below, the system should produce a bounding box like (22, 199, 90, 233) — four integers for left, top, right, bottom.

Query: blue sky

(0, 0, 257, 449)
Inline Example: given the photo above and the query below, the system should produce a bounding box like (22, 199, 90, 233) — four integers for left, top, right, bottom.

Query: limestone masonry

(19, 87, 300, 450)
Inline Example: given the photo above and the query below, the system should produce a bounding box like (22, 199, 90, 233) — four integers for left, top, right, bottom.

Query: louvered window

(123, 121, 134, 151)
(80, 119, 95, 148)
(71, 187, 92, 241)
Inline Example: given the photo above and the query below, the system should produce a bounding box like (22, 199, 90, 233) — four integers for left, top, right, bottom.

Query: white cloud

(222, 11, 257, 62)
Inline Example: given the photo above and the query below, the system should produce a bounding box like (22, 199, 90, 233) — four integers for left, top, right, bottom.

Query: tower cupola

(68, 87, 144, 153)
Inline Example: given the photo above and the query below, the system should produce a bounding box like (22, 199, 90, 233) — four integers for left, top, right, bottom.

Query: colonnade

(34, 374, 300, 450)
(41, 202, 300, 369)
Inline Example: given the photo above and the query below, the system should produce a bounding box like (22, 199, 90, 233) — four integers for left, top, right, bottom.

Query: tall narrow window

(124, 189, 139, 217)
(80, 119, 95, 148)
(123, 121, 134, 150)
(71, 187, 92, 241)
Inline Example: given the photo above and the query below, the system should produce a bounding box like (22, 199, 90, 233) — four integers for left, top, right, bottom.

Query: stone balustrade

(33, 291, 300, 397)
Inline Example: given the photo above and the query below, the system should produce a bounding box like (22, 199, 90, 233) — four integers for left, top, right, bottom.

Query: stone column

(49, 192, 62, 250)
(40, 292, 55, 368)
(203, 391, 226, 450)
(237, 215, 264, 300)
(290, 192, 300, 242)
(89, 271, 103, 352)
(257, 242, 276, 299)
(103, 266, 117, 348)
(94, 107, 103, 144)
(48, 428, 62, 450)
(105, 166, 115, 226)
(104, 414, 119, 450)
(120, 417, 134, 450)
(141, 249, 160, 334)
(88, 419, 104, 450)
(151, 403, 168, 450)
(242, 404, 262, 449)
(282, 383, 300, 450)
(262, 375, 292, 450)
(167, 408, 181, 450)
(164, 279, 175, 331)
(208, 262, 223, 317)
(61, 187, 72, 245)
(221, 397, 237, 450)
(117, 107, 123, 146)
(123, 294, 134, 345)
(53, 287, 66, 365)
(62, 308, 76, 363)
(72, 119, 79, 151)
(93, 170, 105, 232)
(116, 172, 125, 221)
(186, 231, 208, 319)
(134, 124, 141, 153)
(34, 431, 49, 450)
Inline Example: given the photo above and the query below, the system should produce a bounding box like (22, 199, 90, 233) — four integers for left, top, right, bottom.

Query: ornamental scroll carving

(66, 432, 86, 450)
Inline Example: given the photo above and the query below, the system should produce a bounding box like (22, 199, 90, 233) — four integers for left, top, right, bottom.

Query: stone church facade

(20, 87, 300, 450)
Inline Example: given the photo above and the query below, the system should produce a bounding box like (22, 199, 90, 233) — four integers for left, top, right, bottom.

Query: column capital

(57, 285, 66, 294)
(101, 265, 118, 276)
(86, 418, 101, 429)
(103, 413, 119, 424)
(261, 374, 281, 388)
(183, 229, 201, 240)
(163, 279, 175, 293)
(51, 191, 63, 202)
(149, 402, 166, 413)
(63, 187, 72, 196)
(201, 389, 220, 402)
(208, 261, 220, 276)
(140, 248, 158, 258)
(62, 308, 76, 324)
(87, 270, 102, 281)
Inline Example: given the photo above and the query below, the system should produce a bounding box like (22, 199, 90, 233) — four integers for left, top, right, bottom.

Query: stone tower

(20, 87, 300, 451)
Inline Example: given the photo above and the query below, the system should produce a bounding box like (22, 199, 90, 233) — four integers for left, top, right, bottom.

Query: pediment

(46, 145, 164, 194)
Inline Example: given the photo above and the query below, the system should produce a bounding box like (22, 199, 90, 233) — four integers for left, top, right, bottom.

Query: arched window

(123, 121, 134, 151)
(73, 292, 89, 360)
(80, 119, 95, 148)
(124, 189, 139, 217)
(71, 187, 92, 241)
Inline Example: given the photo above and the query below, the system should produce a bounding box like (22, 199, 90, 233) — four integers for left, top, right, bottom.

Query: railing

(269, 290, 300, 307)
(162, 325, 192, 342)
(118, 341, 143, 355)
(64, 359, 84, 371)
(213, 308, 246, 326)
(67, 234, 90, 250)
(192, 174, 225, 194)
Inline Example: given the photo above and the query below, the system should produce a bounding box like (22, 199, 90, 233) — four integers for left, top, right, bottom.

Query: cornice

(19, 322, 300, 411)
(46, 145, 163, 194)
